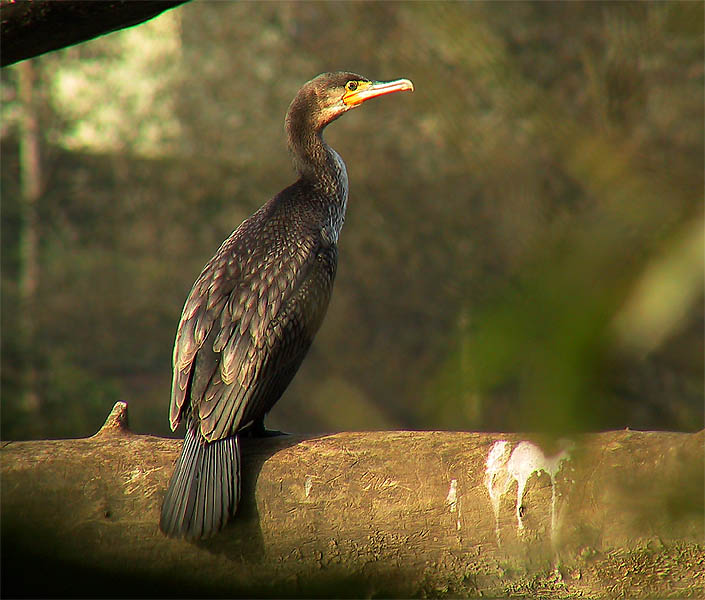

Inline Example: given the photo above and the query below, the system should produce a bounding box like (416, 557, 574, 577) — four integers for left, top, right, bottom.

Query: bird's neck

(285, 100, 348, 216)
(289, 130, 348, 200)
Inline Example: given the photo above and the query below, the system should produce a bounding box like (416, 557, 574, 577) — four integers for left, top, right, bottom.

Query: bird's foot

(257, 428, 289, 438)
(243, 420, 289, 438)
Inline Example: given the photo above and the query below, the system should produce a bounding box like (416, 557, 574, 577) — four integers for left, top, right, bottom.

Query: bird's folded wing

(169, 228, 334, 441)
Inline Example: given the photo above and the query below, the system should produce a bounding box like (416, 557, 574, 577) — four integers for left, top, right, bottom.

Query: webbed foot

(243, 418, 289, 438)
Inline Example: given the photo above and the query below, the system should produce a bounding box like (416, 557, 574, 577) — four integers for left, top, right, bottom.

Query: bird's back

(170, 180, 340, 442)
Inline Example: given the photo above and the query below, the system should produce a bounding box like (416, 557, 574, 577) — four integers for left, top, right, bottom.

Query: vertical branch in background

(17, 60, 42, 415)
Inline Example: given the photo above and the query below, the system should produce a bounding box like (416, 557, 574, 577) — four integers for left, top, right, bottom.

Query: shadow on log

(1, 402, 703, 598)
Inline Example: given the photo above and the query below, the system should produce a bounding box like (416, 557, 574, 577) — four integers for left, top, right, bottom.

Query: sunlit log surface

(2, 402, 703, 598)
(0, 0, 189, 67)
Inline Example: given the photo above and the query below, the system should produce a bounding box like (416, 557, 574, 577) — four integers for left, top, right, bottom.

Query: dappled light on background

(50, 11, 182, 156)
(1, 1, 702, 440)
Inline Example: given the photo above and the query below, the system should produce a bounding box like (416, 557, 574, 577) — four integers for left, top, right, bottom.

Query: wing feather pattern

(168, 202, 337, 444)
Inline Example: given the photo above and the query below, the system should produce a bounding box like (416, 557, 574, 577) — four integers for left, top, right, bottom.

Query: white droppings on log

(445, 478, 461, 531)
(446, 479, 458, 512)
(485, 439, 571, 547)
(507, 441, 570, 534)
(485, 440, 511, 546)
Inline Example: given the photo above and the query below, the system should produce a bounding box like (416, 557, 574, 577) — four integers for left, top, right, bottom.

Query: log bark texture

(0, 0, 189, 67)
(2, 402, 703, 598)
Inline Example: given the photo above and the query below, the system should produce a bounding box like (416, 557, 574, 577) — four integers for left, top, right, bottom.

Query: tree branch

(0, 0, 190, 67)
(2, 402, 703, 598)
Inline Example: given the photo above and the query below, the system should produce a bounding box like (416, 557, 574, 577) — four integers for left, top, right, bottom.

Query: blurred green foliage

(1, 1, 702, 440)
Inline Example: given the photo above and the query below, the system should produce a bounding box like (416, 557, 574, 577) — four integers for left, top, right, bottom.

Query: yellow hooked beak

(342, 78, 414, 107)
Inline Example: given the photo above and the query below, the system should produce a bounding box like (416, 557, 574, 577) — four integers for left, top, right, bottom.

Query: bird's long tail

(160, 428, 240, 540)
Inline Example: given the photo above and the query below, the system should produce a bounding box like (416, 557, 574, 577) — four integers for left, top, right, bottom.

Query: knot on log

(93, 401, 129, 437)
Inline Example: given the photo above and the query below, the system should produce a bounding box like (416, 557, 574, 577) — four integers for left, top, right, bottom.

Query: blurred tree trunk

(2, 402, 703, 598)
(0, 0, 190, 67)
(17, 60, 41, 415)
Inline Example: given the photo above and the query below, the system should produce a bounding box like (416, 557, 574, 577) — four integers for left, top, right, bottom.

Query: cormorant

(160, 72, 414, 539)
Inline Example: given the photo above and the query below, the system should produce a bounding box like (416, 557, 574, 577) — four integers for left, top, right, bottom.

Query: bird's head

(288, 72, 414, 132)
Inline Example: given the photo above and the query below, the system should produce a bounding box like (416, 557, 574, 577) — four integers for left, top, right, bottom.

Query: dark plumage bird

(160, 72, 414, 539)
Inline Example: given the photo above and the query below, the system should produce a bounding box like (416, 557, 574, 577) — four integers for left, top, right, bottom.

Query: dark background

(2, 1, 703, 441)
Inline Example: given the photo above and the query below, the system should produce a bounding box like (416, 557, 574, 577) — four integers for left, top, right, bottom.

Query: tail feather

(160, 428, 239, 540)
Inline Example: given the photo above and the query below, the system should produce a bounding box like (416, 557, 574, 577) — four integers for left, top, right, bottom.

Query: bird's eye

(346, 81, 358, 92)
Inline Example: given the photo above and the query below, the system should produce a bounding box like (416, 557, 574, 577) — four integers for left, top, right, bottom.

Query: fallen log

(1, 402, 703, 598)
